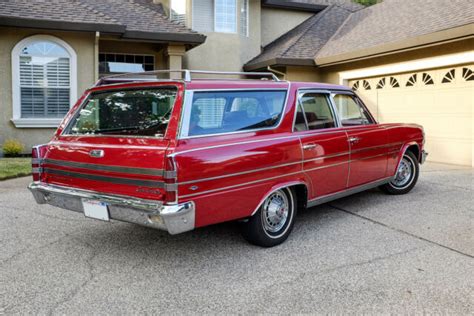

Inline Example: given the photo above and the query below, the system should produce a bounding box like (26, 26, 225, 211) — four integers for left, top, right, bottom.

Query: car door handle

(348, 137, 360, 144)
(302, 143, 317, 150)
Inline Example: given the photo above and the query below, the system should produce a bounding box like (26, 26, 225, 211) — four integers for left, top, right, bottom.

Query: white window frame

(214, 0, 237, 33)
(11, 35, 77, 128)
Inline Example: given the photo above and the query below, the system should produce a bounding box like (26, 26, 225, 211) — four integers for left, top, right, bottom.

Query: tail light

(31, 145, 47, 182)
(164, 155, 178, 204)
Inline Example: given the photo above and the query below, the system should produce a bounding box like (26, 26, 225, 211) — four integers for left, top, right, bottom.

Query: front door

(332, 92, 388, 187)
(294, 92, 350, 199)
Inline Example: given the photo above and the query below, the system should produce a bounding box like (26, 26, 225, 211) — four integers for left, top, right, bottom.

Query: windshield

(65, 87, 177, 137)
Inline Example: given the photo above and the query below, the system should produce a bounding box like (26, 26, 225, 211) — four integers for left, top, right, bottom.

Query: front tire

(380, 151, 419, 195)
(241, 188, 297, 247)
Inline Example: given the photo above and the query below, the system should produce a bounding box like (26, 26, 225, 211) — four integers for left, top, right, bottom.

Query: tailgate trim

(44, 167, 167, 188)
(43, 158, 165, 176)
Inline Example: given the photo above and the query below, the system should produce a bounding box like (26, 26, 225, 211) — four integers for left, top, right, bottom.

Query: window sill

(11, 118, 62, 128)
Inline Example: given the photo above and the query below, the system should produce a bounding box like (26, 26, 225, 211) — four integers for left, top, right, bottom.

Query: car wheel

(380, 151, 419, 195)
(241, 187, 297, 247)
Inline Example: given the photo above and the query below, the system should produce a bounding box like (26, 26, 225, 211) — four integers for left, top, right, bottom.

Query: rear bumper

(28, 182, 194, 235)
(421, 150, 428, 164)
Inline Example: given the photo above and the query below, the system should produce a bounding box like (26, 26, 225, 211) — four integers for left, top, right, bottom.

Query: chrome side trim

(307, 177, 392, 208)
(43, 168, 165, 188)
(43, 158, 164, 177)
(178, 160, 303, 185)
(169, 135, 299, 157)
(350, 142, 403, 154)
(180, 170, 304, 199)
(304, 161, 348, 172)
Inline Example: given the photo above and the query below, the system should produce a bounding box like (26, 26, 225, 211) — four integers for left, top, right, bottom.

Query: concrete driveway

(0, 163, 472, 314)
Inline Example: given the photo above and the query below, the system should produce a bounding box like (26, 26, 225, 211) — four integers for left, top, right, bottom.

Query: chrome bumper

(28, 182, 194, 235)
(421, 150, 428, 164)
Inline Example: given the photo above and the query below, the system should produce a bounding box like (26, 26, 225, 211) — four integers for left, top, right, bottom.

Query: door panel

(295, 92, 349, 199)
(346, 126, 389, 187)
(332, 92, 388, 187)
(300, 131, 350, 198)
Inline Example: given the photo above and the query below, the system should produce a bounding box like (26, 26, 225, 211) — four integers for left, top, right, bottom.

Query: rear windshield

(65, 87, 177, 137)
(182, 90, 287, 137)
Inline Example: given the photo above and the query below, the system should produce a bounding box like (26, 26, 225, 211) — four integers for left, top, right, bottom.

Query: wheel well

(406, 144, 420, 162)
(291, 184, 308, 210)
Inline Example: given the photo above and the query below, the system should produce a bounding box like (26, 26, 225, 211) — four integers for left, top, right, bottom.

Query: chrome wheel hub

(262, 190, 289, 233)
(392, 157, 413, 187)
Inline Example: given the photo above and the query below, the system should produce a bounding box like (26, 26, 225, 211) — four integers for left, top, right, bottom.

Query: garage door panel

(349, 65, 473, 166)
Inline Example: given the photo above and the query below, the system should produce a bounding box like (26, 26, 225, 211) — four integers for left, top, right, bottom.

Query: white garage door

(349, 65, 474, 166)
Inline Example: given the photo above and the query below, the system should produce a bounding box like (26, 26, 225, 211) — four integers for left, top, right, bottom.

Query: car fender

(394, 141, 420, 176)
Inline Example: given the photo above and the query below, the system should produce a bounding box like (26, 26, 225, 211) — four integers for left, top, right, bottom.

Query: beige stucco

(261, 8, 312, 46)
(0, 27, 96, 152)
(183, 0, 261, 72)
(285, 66, 321, 82)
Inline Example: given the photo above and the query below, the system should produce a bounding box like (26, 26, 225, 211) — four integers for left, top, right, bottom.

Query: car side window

(332, 94, 373, 126)
(294, 93, 336, 131)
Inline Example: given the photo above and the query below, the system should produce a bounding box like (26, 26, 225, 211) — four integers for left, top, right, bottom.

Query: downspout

(94, 31, 100, 82)
(267, 66, 286, 80)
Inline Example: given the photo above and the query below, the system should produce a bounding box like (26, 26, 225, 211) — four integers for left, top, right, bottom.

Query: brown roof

(0, 0, 205, 46)
(316, 0, 474, 61)
(245, 4, 353, 70)
(247, 0, 473, 69)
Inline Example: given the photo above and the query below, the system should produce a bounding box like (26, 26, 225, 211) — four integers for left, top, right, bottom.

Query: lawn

(0, 158, 32, 180)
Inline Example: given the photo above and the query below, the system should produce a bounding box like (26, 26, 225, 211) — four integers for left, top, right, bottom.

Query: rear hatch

(39, 82, 183, 201)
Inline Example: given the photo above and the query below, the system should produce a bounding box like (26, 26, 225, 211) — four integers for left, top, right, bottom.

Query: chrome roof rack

(95, 69, 280, 86)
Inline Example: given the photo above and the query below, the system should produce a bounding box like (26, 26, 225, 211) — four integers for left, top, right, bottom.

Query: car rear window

(64, 87, 177, 137)
(182, 90, 287, 137)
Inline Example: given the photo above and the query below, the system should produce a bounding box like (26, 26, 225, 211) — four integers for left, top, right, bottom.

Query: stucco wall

(183, 0, 261, 72)
(261, 8, 313, 46)
(0, 27, 95, 152)
(285, 66, 321, 82)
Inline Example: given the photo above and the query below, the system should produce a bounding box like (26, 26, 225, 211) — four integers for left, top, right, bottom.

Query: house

(0, 0, 473, 166)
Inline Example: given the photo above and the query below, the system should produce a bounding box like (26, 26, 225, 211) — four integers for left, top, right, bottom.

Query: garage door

(349, 65, 474, 166)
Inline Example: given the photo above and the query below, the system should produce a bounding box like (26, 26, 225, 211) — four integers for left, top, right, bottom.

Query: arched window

(11, 35, 77, 127)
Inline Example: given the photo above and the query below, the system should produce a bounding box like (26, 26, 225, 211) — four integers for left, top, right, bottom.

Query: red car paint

(34, 79, 424, 229)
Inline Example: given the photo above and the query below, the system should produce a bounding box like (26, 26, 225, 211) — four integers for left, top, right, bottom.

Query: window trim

(330, 90, 377, 127)
(293, 90, 339, 132)
(178, 88, 290, 139)
(11, 35, 77, 128)
(214, 0, 238, 34)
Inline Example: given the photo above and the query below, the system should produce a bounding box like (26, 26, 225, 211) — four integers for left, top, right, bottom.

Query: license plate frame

(82, 199, 110, 221)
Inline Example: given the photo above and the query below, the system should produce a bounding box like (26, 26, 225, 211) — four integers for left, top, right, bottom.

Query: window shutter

(192, 0, 214, 32)
(19, 54, 70, 118)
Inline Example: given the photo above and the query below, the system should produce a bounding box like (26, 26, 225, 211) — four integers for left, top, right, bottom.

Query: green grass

(0, 158, 32, 180)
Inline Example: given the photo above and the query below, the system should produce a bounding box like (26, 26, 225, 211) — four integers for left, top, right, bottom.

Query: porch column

(164, 44, 186, 79)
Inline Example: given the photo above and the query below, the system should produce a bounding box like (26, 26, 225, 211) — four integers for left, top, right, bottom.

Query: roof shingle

(245, 4, 352, 70)
(316, 0, 474, 60)
(0, 0, 205, 45)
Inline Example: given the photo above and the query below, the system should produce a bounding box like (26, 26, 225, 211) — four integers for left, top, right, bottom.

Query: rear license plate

(82, 199, 109, 221)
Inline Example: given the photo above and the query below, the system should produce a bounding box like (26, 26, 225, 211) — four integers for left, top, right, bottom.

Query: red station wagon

(29, 70, 428, 247)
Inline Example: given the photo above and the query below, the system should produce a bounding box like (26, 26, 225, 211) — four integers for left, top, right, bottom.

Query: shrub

(2, 139, 24, 157)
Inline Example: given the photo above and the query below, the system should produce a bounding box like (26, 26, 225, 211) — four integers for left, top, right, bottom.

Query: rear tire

(241, 187, 297, 247)
(380, 151, 419, 195)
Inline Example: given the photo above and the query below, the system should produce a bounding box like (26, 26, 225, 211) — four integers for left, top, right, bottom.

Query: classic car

(29, 70, 427, 247)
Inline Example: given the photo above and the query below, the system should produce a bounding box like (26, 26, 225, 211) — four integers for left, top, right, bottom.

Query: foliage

(352, 0, 380, 5)
(2, 139, 25, 157)
(0, 158, 31, 180)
